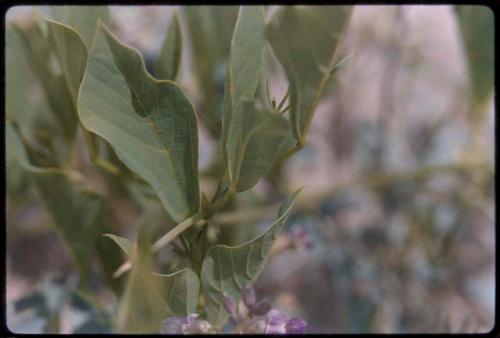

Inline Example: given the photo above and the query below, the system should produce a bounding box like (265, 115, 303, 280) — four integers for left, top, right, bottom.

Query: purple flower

(160, 314, 212, 334)
(286, 317, 307, 334)
(265, 309, 308, 334)
(265, 309, 288, 334)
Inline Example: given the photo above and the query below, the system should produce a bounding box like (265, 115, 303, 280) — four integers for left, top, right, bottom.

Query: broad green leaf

(182, 6, 239, 134)
(78, 23, 200, 223)
(201, 190, 301, 327)
(155, 13, 182, 80)
(267, 5, 352, 142)
(115, 225, 168, 333)
(154, 268, 200, 316)
(455, 5, 494, 118)
(36, 5, 110, 48)
(222, 6, 276, 192)
(103, 234, 133, 259)
(6, 122, 120, 290)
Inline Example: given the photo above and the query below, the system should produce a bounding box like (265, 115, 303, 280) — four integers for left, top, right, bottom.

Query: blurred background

(6, 5, 495, 334)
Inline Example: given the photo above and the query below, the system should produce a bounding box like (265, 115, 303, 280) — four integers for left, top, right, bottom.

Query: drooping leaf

(267, 5, 352, 142)
(455, 5, 494, 118)
(6, 122, 115, 289)
(154, 268, 200, 316)
(155, 13, 182, 80)
(222, 6, 287, 192)
(182, 5, 239, 135)
(78, 23, 200, 223)
(201, 190, 301, 328)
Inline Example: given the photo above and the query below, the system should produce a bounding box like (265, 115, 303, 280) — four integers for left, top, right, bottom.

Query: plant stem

(151, 213, 203, 253)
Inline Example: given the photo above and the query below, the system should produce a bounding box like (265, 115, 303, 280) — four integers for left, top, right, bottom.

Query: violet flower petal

(286, 317, 307, 334)
(265, 309, 288, 334)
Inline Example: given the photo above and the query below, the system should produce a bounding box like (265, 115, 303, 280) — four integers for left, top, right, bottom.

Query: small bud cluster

(160, 314, 213, 334)
(222, 285, 307, 334)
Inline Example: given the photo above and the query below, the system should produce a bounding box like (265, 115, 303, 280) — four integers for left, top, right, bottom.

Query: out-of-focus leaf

(103, 234, 133, 259)
(115, 227, 168, 333)
(35, 6, 121, 171)
(267, 5, 352, 142)
(455, 5, 494, 117)
(6, 122, 120, 290)
(182, 5, 239, 134)
(222, 6, 286, 192)
(13, 20, 77, 148)
(78, 23, 200, 223)
(35, 5, 110, 48)
(154, 268, 200, 316)
(201, 190, 300, 328)
(6, 27, 33, 194)
(155, 13, 182, 80)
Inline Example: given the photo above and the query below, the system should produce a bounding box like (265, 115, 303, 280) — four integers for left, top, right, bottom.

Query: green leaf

(103, 234, 133, 259)
(229, 102, 290, 192)
(44, 19, 88, 104)
(6, 27, 34, 194)
(36, 5, 111, 48)
(267, 5, 352, 142)
(115, 224, 168, 333)
(13, 20, 78, 147)
(155, 13, 182, 80)
(222, 6, 284, 192)
(455, 5, 494, 118)
(6, 122, 111, 289)
(78, 23, 200, 223)
(182, 6, 239, 134)
(154, 268, 200, 316)
(201, 190, 301, 328)
(35, 6, 119, 171)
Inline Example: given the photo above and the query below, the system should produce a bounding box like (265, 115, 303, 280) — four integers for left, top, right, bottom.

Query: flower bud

(243, 285, 256, 308)
(222, 292, 238, 315)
